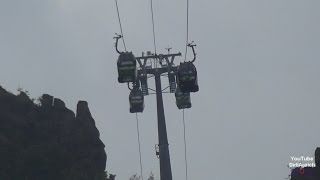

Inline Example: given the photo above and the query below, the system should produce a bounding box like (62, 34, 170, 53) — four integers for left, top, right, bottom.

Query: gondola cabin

(117, 52, 137, 83)
(177, 62, 199, 93)
(129, 88, 145, 113)
(175, 87, 191, 110)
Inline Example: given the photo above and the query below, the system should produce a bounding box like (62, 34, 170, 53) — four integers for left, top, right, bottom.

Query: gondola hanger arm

(187, 41, 197, 63)
(127, 82, 133, 90)
(128, 81, 139, 91)
(114, 33, 123, 54)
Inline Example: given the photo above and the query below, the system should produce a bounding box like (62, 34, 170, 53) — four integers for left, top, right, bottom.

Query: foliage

(148, 172, 155, 180)
(16, 86, 42, 106)
(129, 174, 141, 180)
(17, 86, 29, 96)
(129, 172, 155, 180)
(97, 171, 115, 180)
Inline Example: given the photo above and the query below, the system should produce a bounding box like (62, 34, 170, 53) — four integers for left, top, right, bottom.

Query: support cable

(114, 0, 127, 51)
(136, 113, 144, 180)
(150, 0, 157, 54)
(182, 110, 189, 180)
(184, 0, 190, 62)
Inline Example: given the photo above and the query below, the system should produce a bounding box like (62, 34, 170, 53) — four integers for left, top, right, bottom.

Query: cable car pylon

(115, 36, 199, 180)
(135, 51, 182, 180)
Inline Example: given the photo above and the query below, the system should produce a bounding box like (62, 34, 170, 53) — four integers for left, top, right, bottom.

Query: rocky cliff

(0, 86, 106, 180)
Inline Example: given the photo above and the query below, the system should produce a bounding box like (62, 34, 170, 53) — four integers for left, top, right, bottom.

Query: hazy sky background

(1, 0, 320, 179)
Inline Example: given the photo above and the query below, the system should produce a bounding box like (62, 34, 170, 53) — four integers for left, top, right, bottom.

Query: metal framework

(115, 34, 197, 180)
(135, 52, 181, 180)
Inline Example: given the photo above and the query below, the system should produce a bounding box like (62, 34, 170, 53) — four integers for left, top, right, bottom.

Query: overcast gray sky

(1, 0, 320, 179)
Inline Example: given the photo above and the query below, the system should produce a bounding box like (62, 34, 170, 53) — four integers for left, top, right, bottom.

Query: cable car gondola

(177, 43, 199, 93)
(129, 88, 145, 113)
(175, 87, 191, 110)
(114, 34, 137, 83)
(117, 52, 137, 83)
(177, 61, 199, 93)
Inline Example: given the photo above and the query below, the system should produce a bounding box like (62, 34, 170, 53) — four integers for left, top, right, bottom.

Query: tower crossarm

(136, 53, 181, 75)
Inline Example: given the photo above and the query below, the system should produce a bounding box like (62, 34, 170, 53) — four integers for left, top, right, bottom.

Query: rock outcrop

(0, 86, 106, 180)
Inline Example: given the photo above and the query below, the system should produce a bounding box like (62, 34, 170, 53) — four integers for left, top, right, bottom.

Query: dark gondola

(129, 88, 145, 113)
(175, 87, 191, 110)
(177, 61, 199, 93)
(114, 34, 137, 83)
(117, 52, 137, 83)
(176, 43, 199, 93)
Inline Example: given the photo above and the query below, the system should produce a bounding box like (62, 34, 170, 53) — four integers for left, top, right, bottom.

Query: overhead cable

(184, 0, 190, 61)
(182, 109, 189, 180)
(114, 0, 127, 51)
(150, 0, 157, 54)
(136, 113, 144, 180)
